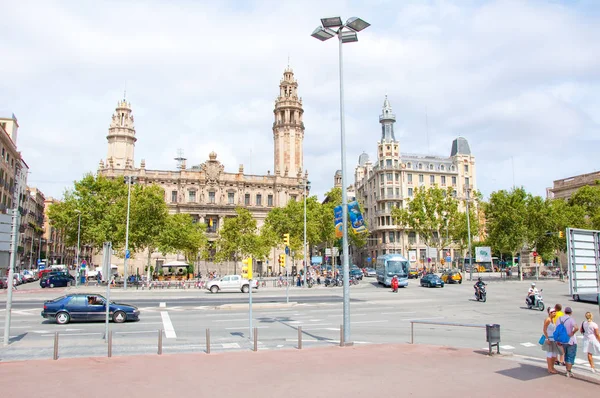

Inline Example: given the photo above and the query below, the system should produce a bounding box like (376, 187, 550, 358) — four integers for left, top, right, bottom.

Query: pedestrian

(12, 277, 17, 290)
(542, 307, 560, 374)
(391, 275, 399, 293)
(581, 312, 600, 373)
(553, 303, 566, 366)
(558, 307, 579, 378)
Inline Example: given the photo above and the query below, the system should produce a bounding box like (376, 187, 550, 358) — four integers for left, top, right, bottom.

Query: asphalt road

(1, 277, 599, 370)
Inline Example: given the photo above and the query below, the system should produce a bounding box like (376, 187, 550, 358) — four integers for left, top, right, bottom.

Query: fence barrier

(409, 320, 501, 355)
(53, 332, 59, 360)
(206, 328, 211, 354)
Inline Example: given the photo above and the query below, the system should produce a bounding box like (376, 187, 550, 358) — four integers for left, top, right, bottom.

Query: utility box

(486, 324, 501, 355)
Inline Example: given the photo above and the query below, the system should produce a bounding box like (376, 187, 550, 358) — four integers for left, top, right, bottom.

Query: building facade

(546, 171, 600, 200)
(353, 96, 477, 268)
(97, 68, 307, 276)
(0, 114, 21, 213)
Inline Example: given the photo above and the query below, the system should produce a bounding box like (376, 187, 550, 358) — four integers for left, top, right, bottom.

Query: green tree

(392, 186, 459, 268)
(484, 188, 529, 278)
(569, 184, 600, 229)
(448, 205, 480, 261)
(157, 213, 207, 263)
(215, 207, 264, 274)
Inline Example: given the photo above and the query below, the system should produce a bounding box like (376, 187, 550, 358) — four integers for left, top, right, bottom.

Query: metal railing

(409, 320, 500, 355)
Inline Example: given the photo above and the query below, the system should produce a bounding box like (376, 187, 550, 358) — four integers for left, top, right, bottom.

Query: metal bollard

(206, 328, 211, 354)
(53, 332, 59, 360)
(158, 329, 163, 355)
(410, 322, 414, 344)
(253, 327, 258, 351)
(298, 326, 302, 350)
(108, 331, 112, 357)
(340, 325, 344, 347)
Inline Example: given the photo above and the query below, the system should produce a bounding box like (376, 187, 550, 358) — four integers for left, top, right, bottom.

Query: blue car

(41, 294, 140, 325)
(40, 274, 75, 288)
(420, 274, 444, 288)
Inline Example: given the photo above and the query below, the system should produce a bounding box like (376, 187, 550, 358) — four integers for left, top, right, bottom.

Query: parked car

(0, 277, 7, 289)
(420, 274, 444, 288)
(41, 294, 140, 324)
(206, 275, 259, 293)
(40, 274, 75, 288)
(572, 294, 599, 303)
(363, 268, 376, 277)
(349, 267, 363, 280)
(441, 270, 463, 284)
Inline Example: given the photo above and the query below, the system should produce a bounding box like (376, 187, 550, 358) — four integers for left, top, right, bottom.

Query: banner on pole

(348, 201, 367, 234)
(334, 205, 343, 238)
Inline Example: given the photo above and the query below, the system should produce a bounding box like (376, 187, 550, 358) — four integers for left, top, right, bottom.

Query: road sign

(445, 256, 452, 263)
(566, 228, 599, 297)
(475, 247, 492, 262)
(125, 249, 130, 259)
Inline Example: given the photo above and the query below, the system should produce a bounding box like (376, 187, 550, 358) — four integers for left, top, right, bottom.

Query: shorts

(563, 344, 577, 365)
(542, 340, 560, 357)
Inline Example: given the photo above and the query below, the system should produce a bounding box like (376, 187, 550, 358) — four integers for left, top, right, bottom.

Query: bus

(376, 254, 410, 288)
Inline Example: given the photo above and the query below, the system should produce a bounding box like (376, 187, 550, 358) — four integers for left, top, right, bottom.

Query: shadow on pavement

(496, 363, 554, 382)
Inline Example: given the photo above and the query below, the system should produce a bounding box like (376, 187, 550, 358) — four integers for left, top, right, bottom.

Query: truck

(206, 275, 259, 293)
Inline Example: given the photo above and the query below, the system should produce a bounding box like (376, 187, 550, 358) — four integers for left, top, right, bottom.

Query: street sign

(566, 228, 599, 298)
(475, 247, 492, 262)
(445, 256, 452, 263)
(125, 249, 130, 259)
(38, 264, 45, 270)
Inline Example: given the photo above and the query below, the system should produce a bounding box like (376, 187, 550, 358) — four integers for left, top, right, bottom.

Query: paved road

(1, 277, 599, 376)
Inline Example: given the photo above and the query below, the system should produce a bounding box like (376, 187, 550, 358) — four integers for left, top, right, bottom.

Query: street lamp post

(123, 176, 135, 290)
(302, 179, 311, 287)
(465, 188, 473, 281)
(75, 210, 81, 287)
(312, 16, 370, 345)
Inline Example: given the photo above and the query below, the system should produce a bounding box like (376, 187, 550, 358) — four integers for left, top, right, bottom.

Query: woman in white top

(542, 307, 560, 374)
(582, 312, 600, 373)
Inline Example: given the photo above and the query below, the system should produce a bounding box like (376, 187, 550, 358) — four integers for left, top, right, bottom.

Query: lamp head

(311, 26, 336, 41)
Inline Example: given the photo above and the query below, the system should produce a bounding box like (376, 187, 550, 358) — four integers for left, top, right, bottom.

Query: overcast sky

(1, 0, 599, 202)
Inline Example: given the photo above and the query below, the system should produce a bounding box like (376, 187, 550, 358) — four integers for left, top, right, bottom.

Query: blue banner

(348, 201, 367, 234)
(334, 205, 343, 238)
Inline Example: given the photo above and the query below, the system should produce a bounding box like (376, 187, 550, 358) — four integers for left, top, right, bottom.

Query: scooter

(475, 286, 487, 302)
(526, 289, 545, 311)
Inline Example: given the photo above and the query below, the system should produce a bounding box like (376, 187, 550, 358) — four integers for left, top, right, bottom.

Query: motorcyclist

(474, 277, 486, 299)
(526, 283, 539, 306)
(391, 275, 399, 293)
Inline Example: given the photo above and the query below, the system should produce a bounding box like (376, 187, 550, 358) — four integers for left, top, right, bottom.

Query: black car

(41, 294, 140, 324)
(40, 274, 75, 288)
(420, 274, 444, 288)
(349, 267, 363, 280)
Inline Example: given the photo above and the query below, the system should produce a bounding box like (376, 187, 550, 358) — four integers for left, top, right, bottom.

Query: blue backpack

(553, 317, 571, 344)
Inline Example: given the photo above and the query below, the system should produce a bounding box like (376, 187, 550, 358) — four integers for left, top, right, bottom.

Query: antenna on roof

(175, 148, 186, 169)
(426, 107, 430, 154)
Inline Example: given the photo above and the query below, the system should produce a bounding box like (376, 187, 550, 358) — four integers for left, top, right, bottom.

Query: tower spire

(380, 95, 396, 142)
(106, 98, 137, 169)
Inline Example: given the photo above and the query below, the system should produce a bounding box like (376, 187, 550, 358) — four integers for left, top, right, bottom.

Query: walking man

(558, 307, 579, 378)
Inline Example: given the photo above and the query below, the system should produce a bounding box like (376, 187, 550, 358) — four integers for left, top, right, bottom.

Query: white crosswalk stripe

(520, 342, 536, 347)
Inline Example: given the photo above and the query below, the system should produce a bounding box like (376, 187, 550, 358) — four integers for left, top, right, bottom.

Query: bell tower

(106, 98, 137, 169)
(273, 67, 304, 177)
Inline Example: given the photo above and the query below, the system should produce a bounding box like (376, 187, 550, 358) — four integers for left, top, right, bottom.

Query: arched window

(429, 164, 434, 170)
(406, 162, 412, 169)
(440, 165, 445, 171)
(418, 163, 423, 170)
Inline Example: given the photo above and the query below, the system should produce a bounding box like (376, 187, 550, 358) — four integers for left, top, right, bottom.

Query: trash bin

(486, 324, 501, 344)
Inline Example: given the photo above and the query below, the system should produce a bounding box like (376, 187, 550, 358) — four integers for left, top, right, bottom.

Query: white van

(50, 264, 67, 271)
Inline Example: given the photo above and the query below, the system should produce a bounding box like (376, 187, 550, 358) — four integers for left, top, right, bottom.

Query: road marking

(276, 344, 284, 348)
(160, 312, 177, 339)
(159, 302, 166, 308)
(114, 330, 158, 335)
(500, 345, 515, 350)
(205, 313, 246, 317)
(352, 320, 388, 324)
(41, 332, 101, 337)
(139, 321, 164, 325)
(520, 342, 536, 347)
(32, 330, 52, 334)
(574, 358, 587, 365)
(399, 317, 445, 321)
(214, 319, 246, 322)
(221, 343, 240, 348)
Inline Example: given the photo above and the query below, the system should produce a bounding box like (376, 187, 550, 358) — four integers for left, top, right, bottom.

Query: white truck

(206, 275, 259, 293)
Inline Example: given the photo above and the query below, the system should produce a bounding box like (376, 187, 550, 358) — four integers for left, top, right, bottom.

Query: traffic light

(559, 231, 564, 238)
(279, 254, 286, 267)
(536, 256, 542, 264)
(283, 233, 290, 246)
(241, 257, 253, 279)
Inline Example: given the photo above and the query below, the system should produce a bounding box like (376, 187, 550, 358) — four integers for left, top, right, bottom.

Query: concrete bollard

(206, 328, 211, 354)
(53, 332, 59, 360)
(158, 329, 163, 355)
(298, 326, 302, 350)
(108, 331, 113, 357)
(253, 327, 258, 351)
(410, 322, 414, 344)
(340, 325, 344, 347)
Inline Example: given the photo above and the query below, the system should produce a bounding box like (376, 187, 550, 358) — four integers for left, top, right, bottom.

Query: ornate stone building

(353, 96, 477, 268)
(547, 171, 600, 200)
(97, 68, 307, 276)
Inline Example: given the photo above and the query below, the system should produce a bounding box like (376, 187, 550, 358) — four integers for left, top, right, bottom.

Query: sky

(1, 0, 599, 201)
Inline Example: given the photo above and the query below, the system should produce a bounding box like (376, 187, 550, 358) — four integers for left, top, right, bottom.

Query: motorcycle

(307, 278, 314, 288)
(526, 289, 544, 311)
(324, 277, 333, 287)
(475, 285, 487, 302)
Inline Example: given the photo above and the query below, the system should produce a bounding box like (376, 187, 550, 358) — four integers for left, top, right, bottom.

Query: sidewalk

(0, 344, 597, 398)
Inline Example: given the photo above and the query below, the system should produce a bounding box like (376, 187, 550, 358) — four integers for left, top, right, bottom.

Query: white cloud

(1, 0, 599, 201)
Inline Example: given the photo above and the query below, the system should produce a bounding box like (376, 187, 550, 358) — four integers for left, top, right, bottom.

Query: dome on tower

(450, 137, 471, 156)
(209, 151, 217, 161)
(358, 152, 369, 166)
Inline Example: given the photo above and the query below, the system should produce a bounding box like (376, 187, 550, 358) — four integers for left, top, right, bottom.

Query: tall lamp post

(123, 176, 135, 290)
(465, 188, 473, 281)
(75, 210, 81, 287)
(301, 179, 311, 287)
(311, 16, 370, 345)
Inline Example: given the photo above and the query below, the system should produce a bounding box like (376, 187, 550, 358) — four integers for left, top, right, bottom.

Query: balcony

(375, 193, 403, 201)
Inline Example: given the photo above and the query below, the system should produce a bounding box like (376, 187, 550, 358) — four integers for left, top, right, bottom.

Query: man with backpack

(554, 307, 580, 378)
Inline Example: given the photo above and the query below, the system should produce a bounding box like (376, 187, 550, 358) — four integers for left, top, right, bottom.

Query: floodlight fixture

(345, 17, 370, 32)
(321, 16, 343, 28)
(311, 26, 336, 41)
(341, 30, 358, 43)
